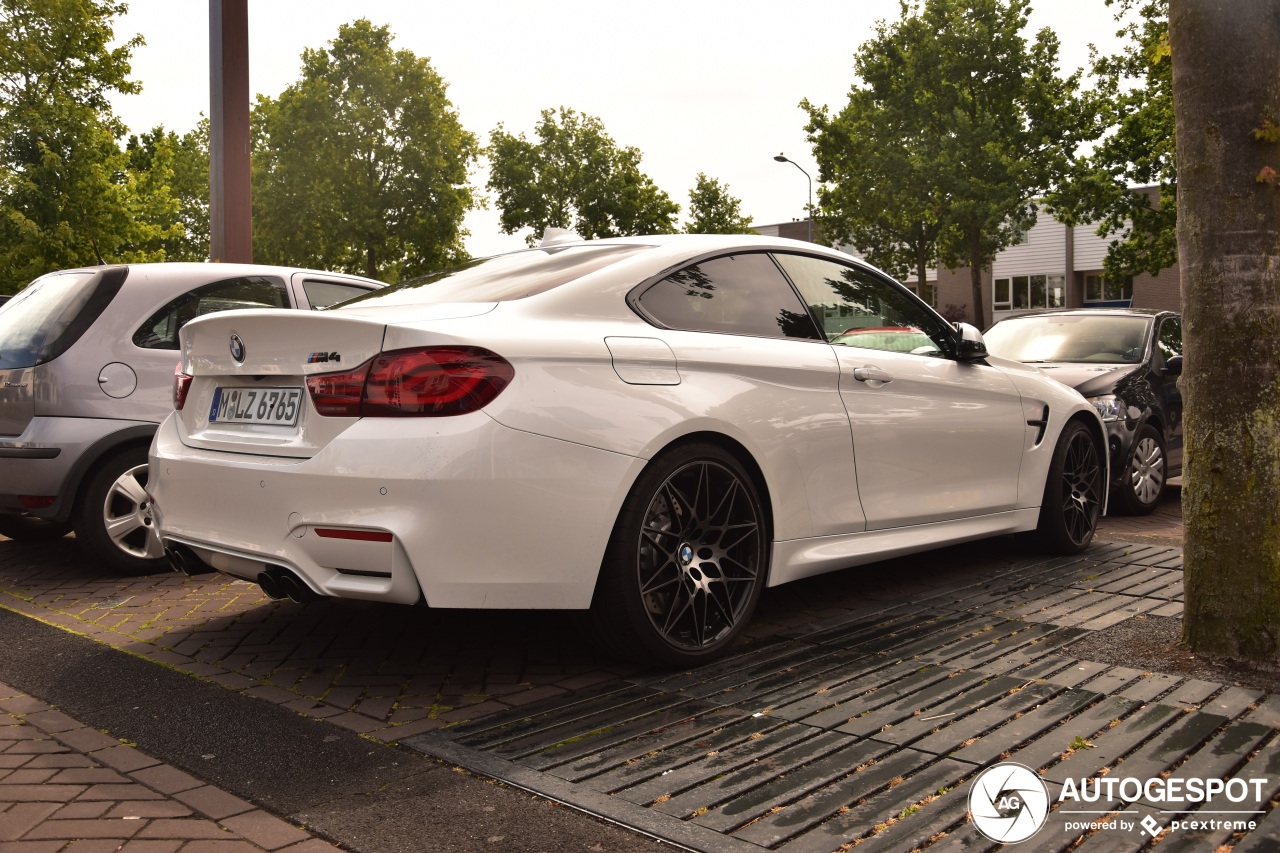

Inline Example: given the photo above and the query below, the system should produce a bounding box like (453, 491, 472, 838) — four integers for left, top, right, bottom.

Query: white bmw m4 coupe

(150, 234, 1106, 666)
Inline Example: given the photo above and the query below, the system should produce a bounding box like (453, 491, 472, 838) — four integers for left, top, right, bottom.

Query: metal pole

(773, 154, 813, 243)
(209, 0, 252, 262)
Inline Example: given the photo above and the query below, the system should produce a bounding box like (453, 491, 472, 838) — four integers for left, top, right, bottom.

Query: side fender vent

(1027, 405, 1050, 446)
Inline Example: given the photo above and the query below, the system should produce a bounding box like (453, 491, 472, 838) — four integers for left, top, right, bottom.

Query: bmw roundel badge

(229, 333, 246, 363)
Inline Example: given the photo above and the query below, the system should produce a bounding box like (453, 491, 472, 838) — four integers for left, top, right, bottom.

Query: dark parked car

(984, 308, 1182, 514)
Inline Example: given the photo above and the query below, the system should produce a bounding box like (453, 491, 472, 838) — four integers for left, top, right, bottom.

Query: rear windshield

(133, 275, 288, 350)
(984, 314, 1152, 364)
(0, 268, 127, 369)
(338, 244, 649, 309)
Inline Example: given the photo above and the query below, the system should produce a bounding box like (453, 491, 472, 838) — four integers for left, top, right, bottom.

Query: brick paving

(0, 680, 334, 852)
(0, 541, 646, 745)
(1093, 479, 1183, 546)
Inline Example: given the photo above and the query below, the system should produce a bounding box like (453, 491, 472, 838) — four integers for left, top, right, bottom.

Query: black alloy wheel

(592, 443, 768, 667)
(1038, 420, 1104, 554)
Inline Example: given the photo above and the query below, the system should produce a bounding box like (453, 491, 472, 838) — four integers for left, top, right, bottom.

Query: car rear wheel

(590, 443, 768, 668)
(1037, 420, 1104, 554)
(1114, 424, 1165, 516)
(0, 514, 72, 543)
(75, 446, 167, 575)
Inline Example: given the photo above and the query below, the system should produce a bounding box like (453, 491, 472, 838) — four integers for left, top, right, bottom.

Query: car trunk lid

(0, 267, 128, 437)
(0, 367, 34, 437)
(177, 309, 389, 458)
(174, 303, 497, 458)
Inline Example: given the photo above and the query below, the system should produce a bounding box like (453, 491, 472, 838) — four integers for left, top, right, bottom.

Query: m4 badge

(307, 352, 342, 364)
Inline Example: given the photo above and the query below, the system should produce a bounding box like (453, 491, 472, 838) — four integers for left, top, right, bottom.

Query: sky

(106, 0, 1130, 259)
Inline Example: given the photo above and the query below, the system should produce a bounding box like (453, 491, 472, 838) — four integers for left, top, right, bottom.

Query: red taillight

(305, 362, 371, 417)
(306, 347, 513, 418)
(173, 364, 193, 410)
(365, 347, 514, 416)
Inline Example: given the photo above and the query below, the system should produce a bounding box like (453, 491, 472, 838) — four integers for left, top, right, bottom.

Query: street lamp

(773, 153, 813, 243)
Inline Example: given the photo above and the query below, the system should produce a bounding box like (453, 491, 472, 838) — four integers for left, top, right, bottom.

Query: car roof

(992, 307, 1176, 322)
(44, 263, 383, 290)
(478, 233, 889, 285)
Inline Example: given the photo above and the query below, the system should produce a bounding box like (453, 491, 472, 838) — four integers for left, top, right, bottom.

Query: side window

(774, 254, 952, 357)
(1157, 316, 1182, 359)
(303, 279, 375, 309)
(635, 253, 821, 340)
(132, 276, 288, 350)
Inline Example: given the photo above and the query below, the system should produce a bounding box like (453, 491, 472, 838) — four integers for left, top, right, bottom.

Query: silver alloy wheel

(1128, 435, 1165, 506)
(101, 462, 164, 560)
(635, 460, 763, 652)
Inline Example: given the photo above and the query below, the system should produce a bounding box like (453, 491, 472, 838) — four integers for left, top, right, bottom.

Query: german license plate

(209, 387, 303, 426)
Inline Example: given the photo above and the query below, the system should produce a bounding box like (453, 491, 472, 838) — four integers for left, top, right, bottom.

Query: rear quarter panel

(455, 306, 863, 542)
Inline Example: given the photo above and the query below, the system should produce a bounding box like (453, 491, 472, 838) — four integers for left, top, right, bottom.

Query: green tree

(0, 0, 176, 292)
(487, 107, 679, 245)
(804, 0, 1086, 326)
(126, 120, 210, 261)
(802, 8, 944, 295)
(1047, 0, 1175, 280)
(1170, 0, 1280, 666)
(684, 173, 755, 234)
(252, 19, 478, 282)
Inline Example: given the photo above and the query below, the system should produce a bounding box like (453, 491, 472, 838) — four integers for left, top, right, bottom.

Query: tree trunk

(916, 239, 929, 308)
(968, 228, 985, 328)
(1170, 0, 1280, 664)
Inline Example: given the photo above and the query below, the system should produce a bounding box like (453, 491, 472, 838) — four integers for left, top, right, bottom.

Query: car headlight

(1087, 394, 1123, 422)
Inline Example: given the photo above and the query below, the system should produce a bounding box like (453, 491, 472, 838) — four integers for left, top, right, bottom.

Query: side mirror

(1164, 354, 1183, 376)
(954, 322, 989, 362)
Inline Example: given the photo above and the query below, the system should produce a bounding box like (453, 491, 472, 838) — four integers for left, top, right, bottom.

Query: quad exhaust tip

(257, 567, 321, 604)
(166, 545, 214, 577)
(166, 547, 320, 605)
(256, 570, 285, 600)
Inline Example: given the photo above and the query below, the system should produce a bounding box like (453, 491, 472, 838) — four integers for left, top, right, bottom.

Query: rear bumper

(150, 411, 643, 609)
(0, 417, 149, 518)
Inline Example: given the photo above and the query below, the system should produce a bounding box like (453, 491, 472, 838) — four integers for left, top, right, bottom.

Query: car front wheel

(1114, 423, 1166, 516)
(1037, 420, 1104, 554)
(74, 446, 167, 575)
(591, 443, 768, 668)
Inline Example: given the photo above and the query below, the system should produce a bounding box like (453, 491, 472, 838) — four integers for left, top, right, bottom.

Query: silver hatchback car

(0, 263, 381, 572)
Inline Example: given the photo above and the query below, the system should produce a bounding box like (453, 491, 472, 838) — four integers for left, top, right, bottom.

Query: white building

(757, 194, 1180, 327)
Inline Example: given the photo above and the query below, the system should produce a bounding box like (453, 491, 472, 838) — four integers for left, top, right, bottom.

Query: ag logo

(969, 762, 1050, 843)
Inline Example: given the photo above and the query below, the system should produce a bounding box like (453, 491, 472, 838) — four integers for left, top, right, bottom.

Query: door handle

(853, 366, 893, 384)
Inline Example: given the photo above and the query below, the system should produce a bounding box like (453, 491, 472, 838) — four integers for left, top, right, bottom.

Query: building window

(994, 278, 1011, 309)
(993, 274, 1064, 312)
(1084, 274, 1133, 303)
